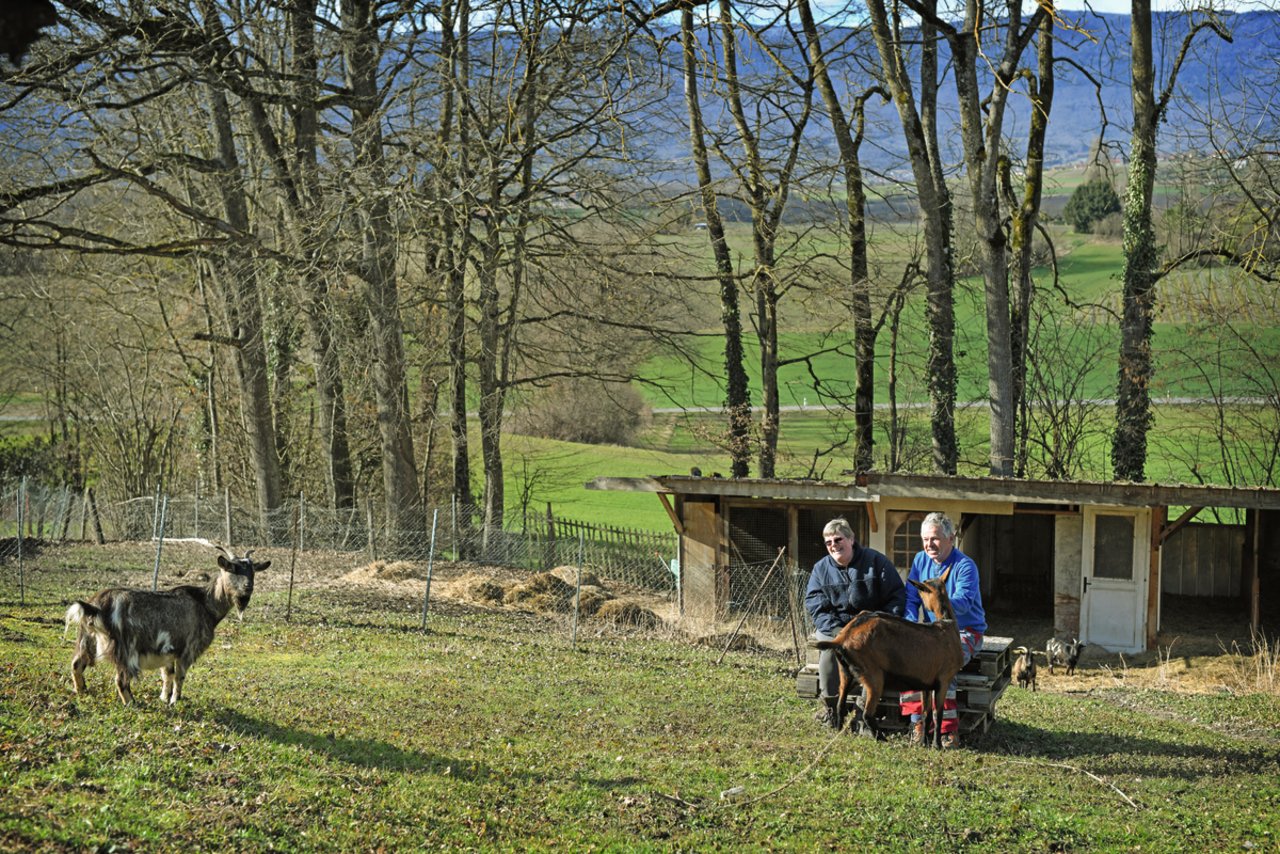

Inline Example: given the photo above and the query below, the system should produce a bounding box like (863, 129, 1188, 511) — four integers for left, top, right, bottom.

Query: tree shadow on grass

(975, 718, 1280, 781)
(209, 706, 647, 791)
(210, 705, 513, 781)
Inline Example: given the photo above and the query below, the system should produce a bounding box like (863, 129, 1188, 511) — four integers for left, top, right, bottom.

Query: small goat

(814, 566, 963, 748)
(65, 547, 270, 705)
(1012, 646, 1037, 691)
(1045, 637, 1086, 675)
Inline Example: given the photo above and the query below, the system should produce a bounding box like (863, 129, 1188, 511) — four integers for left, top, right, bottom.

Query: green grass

(3, 553, 1279, 852)
(505, 395, 1280, 532)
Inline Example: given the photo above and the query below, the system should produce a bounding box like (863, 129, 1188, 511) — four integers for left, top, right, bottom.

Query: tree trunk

(799, 0, 881, 474)
(440, 0, 476, 516)
(1113, 0, 1159, 482)
(289, 0, 355, 509)
(206, 82, 283, 530)
(681, 5, 751, 478)
(1009, 14, 1055, 477)
(866, 0, 957, 473)
(341, 0, 423, 538)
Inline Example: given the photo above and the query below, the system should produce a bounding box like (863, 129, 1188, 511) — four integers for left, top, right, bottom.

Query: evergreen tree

(1063, 179, 1122, 233)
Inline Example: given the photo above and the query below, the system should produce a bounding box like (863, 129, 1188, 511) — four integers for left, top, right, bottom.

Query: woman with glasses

(804, 517, 906, 726)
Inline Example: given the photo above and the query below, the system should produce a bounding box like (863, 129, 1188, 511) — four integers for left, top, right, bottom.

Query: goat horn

(242, 549, 255, 562)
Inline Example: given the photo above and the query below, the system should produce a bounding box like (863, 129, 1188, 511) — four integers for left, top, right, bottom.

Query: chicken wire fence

(1, 481, 824, 653)
(0, 480, 678, 596)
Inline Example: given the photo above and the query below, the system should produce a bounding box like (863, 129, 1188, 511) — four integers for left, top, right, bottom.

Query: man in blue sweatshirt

(804, 517, 906, 725)
(901, 511, 987, 747)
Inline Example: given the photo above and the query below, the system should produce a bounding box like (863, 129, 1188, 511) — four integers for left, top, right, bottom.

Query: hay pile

(340, 559, 662, 627)
(342, 560, 423, 584)
(443, 572, 507, 604)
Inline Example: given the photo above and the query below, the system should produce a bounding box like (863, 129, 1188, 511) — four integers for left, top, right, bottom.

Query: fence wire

(0, 482, 679, 597)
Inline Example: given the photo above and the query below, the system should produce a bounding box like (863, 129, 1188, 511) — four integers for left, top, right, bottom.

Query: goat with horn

(65, 546, 270, 705)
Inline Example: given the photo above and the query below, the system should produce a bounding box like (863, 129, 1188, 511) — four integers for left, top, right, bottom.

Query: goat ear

(255, 560, 271, 572)
(217, 554, 234, 572)
(907, 578, 925, 592)
(937, 565, 953, 584)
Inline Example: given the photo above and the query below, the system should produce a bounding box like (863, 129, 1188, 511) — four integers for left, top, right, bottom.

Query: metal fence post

(151, 495, 168, 591)
(421, 509, 439, 630)
(224, 487, 233, 547)
(571, 532, 584, 647)
(17, 477, 26, 606)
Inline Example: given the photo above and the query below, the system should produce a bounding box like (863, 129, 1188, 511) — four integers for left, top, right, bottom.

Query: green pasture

(504, 396, 1280, 533)
(2, 549, 1278, 852)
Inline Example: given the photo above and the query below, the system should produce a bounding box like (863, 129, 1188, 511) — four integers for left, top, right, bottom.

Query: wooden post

(545, 503, 556, 571)
(571, 532, 584, 648)
(87, 488, 105, 544)
(78, 490, 89, 541)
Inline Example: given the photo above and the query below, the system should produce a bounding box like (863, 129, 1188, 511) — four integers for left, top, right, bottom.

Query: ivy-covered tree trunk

(1112, 2, 1230, 480)
(1009, 14, 1054, 477)
(1113, 0, 1160, 482)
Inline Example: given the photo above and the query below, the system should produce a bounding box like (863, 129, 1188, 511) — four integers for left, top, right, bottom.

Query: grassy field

(2, 545, 1279, 851)
(504, 396, 1275, 532)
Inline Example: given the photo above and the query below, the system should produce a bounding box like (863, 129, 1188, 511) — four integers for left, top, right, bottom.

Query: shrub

(1064, 179, 1122, 233)
(510, 378, 650, 445)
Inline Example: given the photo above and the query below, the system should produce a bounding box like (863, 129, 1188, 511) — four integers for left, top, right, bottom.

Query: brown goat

(815, 566, 963, 747)
(1012, 646, 1037, 691)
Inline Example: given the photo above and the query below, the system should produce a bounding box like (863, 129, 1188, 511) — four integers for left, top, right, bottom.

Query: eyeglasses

(824, 536, 845, 546)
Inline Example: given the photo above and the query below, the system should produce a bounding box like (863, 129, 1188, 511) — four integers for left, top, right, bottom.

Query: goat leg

(70, 639, 92, 695)
(831, 663, 852, 731)
(114, 669, 135, 705)
(858, 673, 883, 740)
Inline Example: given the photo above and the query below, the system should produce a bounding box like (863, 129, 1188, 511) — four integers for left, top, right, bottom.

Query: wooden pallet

(796, 635, 1014, 735)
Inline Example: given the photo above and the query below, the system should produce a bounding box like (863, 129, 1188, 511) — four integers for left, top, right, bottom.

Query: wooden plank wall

(1161, 522, 1244, 597)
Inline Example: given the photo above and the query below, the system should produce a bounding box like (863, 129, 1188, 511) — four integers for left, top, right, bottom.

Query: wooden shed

(588, 473, 1280, 653)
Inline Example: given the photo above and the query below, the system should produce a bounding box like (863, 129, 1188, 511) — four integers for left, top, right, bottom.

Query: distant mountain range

(647, 10, 1278, 180)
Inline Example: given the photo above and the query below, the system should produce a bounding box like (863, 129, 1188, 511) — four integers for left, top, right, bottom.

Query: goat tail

(64, 600, 107, 638)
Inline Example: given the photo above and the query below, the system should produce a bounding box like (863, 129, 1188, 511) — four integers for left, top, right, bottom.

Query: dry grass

(1220, 629, 1280, 695)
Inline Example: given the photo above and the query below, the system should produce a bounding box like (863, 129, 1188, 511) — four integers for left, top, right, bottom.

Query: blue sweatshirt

(905, 547, 987, 633)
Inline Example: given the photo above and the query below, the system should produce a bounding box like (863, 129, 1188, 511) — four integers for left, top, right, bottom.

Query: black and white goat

(1045, 637, 1086, 675)
(65, 547, 270, 705)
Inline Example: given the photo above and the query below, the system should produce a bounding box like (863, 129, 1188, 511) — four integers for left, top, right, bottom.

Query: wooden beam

(657, 493, 683, 535)
(1148, 507, 1165, 650)
(866, 502, 878, 534)
(1159, 505, 1202, 544)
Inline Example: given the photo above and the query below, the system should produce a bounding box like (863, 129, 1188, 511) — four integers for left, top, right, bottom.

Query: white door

(1081, 507, 1149, 653)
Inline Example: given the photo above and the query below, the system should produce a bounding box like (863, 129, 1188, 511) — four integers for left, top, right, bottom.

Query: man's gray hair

(921, 511, 955, 540)
(823, 517, 855, 542)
